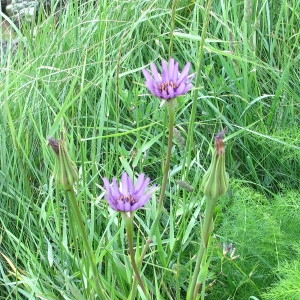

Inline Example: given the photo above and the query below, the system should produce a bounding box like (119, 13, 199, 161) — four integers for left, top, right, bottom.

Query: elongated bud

(200, 129, 229, 199)
(48, 137, 78, 191)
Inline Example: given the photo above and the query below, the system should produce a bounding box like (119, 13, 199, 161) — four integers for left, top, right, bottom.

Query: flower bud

(200, 130, 229, 199)
(48, 137, 78, 191)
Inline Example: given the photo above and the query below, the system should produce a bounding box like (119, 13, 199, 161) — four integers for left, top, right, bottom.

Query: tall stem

(130, 105, 175, 299)
(140, 105, 175, 251)
(124, 213, 149, 299)
(158, 105, 175, 209)
(187, 196, 217, 300)
(144, 105, 174, 244)
(65, 190, 106, 299)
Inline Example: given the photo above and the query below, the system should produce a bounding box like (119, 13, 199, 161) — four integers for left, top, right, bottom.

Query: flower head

(200, 129, 229, 199)
(103, 173, 155, 212)
(48, 137, 78, 191)
(142, 58, 195, 100)
(222, 243, 240, 260)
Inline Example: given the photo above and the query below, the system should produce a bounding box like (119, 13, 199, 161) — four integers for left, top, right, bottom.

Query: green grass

(0, 0, 300, 299)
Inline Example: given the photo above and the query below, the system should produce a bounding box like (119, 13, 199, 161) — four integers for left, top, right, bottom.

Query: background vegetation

(0, 0, 299, 299)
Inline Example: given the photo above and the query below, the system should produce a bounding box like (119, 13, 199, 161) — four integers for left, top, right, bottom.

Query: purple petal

(175, 82, 187, 95)
(122, 201, 131, 212)
(103, 178, 111, 192)
(150, 63, 162, 82)
(103, 173, 155, 212)
(142, 69, 157, 95)
(134, 173, 146, 191)
(121, 173, 130, 196)
(167, 85, 175, 99)
(177, 62, 191, 85)
(107, 198, 119, 210)
(103, 177, 121, 201)
(127, 176, 134, 195)
(111, 178, 121, 198)
(143, 185, 156, 201)
(145, 82, 157, 95)
(153, 85, 162, 98)
(130, 198, 147, 211)
(171, 61, 179, 82)
(130, 201, 144, 211)
(135, 177, 150, 197)
(180, 83, 193, 94)
(161, 89, 169, 100)
(131, 194, 151, 210)
(168, 58, 175, 81)
(116, 201, 124, 211)
(142, 68, 153, 82)
(161, 60, 169, 82)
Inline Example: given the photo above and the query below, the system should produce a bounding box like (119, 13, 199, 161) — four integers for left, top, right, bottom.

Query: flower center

(158, 81, 178, 93)
(119, 194, 138, 206)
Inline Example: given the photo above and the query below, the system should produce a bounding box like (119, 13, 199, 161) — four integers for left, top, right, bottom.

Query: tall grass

(0, 0, 299, 299)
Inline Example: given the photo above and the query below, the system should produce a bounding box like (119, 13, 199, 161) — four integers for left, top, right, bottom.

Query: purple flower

(103, 173, 155, 212)
(142, 58, 195, 100)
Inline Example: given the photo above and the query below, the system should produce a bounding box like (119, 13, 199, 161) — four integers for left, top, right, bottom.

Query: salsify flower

(142, 58, 195, 100)
(103, 172, 155, 212)
(200, 128, 229, 199)
(48, 137, 78, 191)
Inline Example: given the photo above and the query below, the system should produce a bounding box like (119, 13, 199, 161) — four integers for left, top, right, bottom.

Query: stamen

(119, 195, 138, 205)
(158, 81, 178, 93)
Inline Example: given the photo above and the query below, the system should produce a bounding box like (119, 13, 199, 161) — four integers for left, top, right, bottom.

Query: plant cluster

(1, 0, 299, 299)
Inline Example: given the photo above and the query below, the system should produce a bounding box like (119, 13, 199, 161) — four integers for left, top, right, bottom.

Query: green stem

(143, 105, 175, 245)
(201, 197, 217, 247)
(65, 190, 106, 299)
(187, 246, 205, 300)
(187, 196, 217, 300)
(124, 213, 149, 299)
(158, 104, 175, 209)
(130, 105, 175, 299)
(168, 0, 177, 57)
(141, 105, 175, 251)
